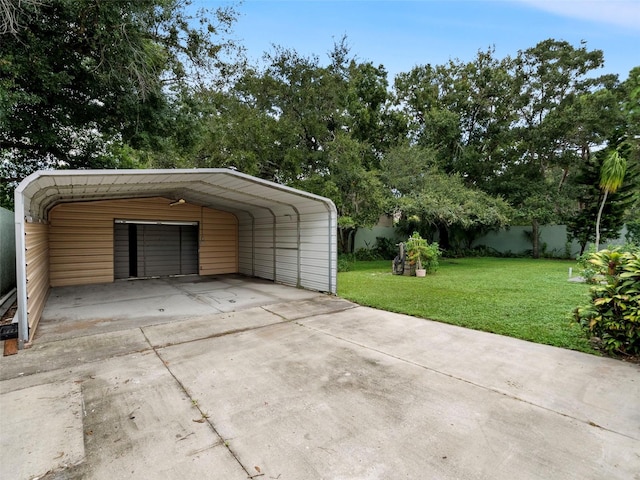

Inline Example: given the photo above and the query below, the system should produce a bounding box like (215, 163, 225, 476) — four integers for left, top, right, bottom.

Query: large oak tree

(0, 0, 239, 207)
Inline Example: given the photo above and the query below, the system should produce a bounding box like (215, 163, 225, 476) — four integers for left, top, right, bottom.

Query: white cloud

(515, 0, 640, 31)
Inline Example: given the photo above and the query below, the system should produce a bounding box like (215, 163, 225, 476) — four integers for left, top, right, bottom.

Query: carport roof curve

(15, 168, 337, 221)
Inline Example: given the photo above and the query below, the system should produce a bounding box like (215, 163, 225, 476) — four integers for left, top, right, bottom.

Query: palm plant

(595, 149, 627, 251)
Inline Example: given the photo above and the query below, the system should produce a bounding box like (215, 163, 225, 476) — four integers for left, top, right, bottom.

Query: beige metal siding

(199, 212, 239, 274)
(25, 222, 49, 340)
(49, 197, 238, 287)
(113, 223, 130, 278)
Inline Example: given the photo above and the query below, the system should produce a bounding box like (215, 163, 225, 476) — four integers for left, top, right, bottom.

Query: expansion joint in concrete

(140, 329, 255, 479)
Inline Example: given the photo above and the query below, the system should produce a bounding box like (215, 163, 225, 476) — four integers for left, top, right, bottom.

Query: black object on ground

(0, 323, 18, 340)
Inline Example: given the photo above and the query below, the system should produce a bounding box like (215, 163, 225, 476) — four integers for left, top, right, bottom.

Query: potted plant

(405, 232, 440, 277)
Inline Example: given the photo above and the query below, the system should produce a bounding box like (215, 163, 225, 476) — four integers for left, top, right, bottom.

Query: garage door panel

(114, 223, 129, 279)
(180, 226, 198, 275)
(138, 225, 196, 277)
(115, 223, 199, 278)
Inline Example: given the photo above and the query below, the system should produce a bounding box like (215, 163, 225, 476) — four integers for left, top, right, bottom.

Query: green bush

(577, 243, 638, 284)
(373, 236, 397, 260)
(354, 248, 382, 261)
(444, 245, 524, 259)
(405, 232, 441, 273)
(573, 247, 640, 356)
(625, 219, 640, 245)
(338, 253, 356, 272)
(576, 245, 599, 284)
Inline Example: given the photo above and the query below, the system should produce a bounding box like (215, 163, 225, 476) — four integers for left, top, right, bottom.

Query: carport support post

(14, 193, 28, 347)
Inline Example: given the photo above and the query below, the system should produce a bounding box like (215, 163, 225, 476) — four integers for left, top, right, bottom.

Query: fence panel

(0, 207, 16, 298)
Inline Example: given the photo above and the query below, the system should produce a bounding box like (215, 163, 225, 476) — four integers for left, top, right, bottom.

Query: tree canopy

(1, 2, 637, 256)
(1, 0, 239, 201)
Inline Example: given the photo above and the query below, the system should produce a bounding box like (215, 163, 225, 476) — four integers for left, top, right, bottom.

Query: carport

(14, 168, 337, 346)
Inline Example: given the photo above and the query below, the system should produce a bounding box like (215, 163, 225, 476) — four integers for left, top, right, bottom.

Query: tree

(595, 150, 627, 251)
(620, 67, 640, 242)
(296, 133, 388, 253)
(382, 145, 511, 251)
(393, 48, 518, 180)
(620, 67, 640, 154)
(0, 0, 42, 34)
(567, 66, 640, 252)
(497, 40, 616, 257)
(567, 149, 637, 254)
(344, 60, 406, 167)
(0, 0, 240, 208)
(393, 40, 613, 257)
(190, 41, 398, 253)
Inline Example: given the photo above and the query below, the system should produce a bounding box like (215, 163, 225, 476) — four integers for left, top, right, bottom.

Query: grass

(337, 257, 595, 354)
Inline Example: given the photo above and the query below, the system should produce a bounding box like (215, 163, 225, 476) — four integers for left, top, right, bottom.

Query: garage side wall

(299, 211, 337, 293)
(25, 222, 49, 339)
(49, 197, 238, 287)
(237, 214, 254, 277)
(236, 206, 337, 294)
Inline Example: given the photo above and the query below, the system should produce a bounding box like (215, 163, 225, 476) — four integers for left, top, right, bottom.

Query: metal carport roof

(17, 169, 336, 222)
(14, 168, 337, 345)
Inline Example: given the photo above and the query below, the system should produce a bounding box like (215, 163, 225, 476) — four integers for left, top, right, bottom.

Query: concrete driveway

(1, 276, 639, 479)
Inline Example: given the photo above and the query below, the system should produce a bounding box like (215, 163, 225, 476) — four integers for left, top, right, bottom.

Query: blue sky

(198, 0, 639, 81)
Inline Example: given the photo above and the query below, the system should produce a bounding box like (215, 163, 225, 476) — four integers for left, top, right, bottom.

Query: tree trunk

(337, 227, 357, 254)
(337, 228, 348, 254)
(531, 220, 540, 259)
(438, 225, 450, 251)
(579, 242, 587, 256)
(348, 228, 356, 254)
(594, 190, 608, 252)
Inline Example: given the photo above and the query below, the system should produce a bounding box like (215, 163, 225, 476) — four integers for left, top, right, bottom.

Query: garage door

(114, 221, 198, 279)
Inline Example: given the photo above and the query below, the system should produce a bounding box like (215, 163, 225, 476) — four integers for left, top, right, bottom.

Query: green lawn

(337, 257, 595, 354)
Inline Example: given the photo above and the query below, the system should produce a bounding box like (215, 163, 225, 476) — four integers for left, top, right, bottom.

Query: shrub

(573, 247, 640, 356)
(373, 236, 397, 260)
(577, 243, 638, 284)
(354, 248, 382, 261)
(625, 219, 640, 245)
(338, 253, 356, 272)
(405, 231, 441, 273)
(576, 245, 599, 284)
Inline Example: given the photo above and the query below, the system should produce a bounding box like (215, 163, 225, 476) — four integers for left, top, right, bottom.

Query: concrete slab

(195, 286, 290, 313)
(0, 350, 249, 480)
(37, 281, 222, 342)
(263, 294, 357, 320)
(142, 307, 286, 348)
(72, 351, 248, 479)
(232, 279, 326, 301)
(0, 382, 85, 479)
(299, 306, 640, 440)
(0, 329, 151, 381)
(1, 285, 639, 479)
(35, 275, 324, 342)
(157, 320, 640, 479)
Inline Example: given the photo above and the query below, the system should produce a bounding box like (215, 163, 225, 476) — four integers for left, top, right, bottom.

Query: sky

(195, 0, 640, 82)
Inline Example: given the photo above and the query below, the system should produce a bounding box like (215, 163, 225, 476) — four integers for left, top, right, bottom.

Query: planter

(415, 268, 426, 277)
(403, 260, 415, 276)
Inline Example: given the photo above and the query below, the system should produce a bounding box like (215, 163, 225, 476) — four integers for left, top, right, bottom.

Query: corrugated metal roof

(16, 168, 335, 221)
